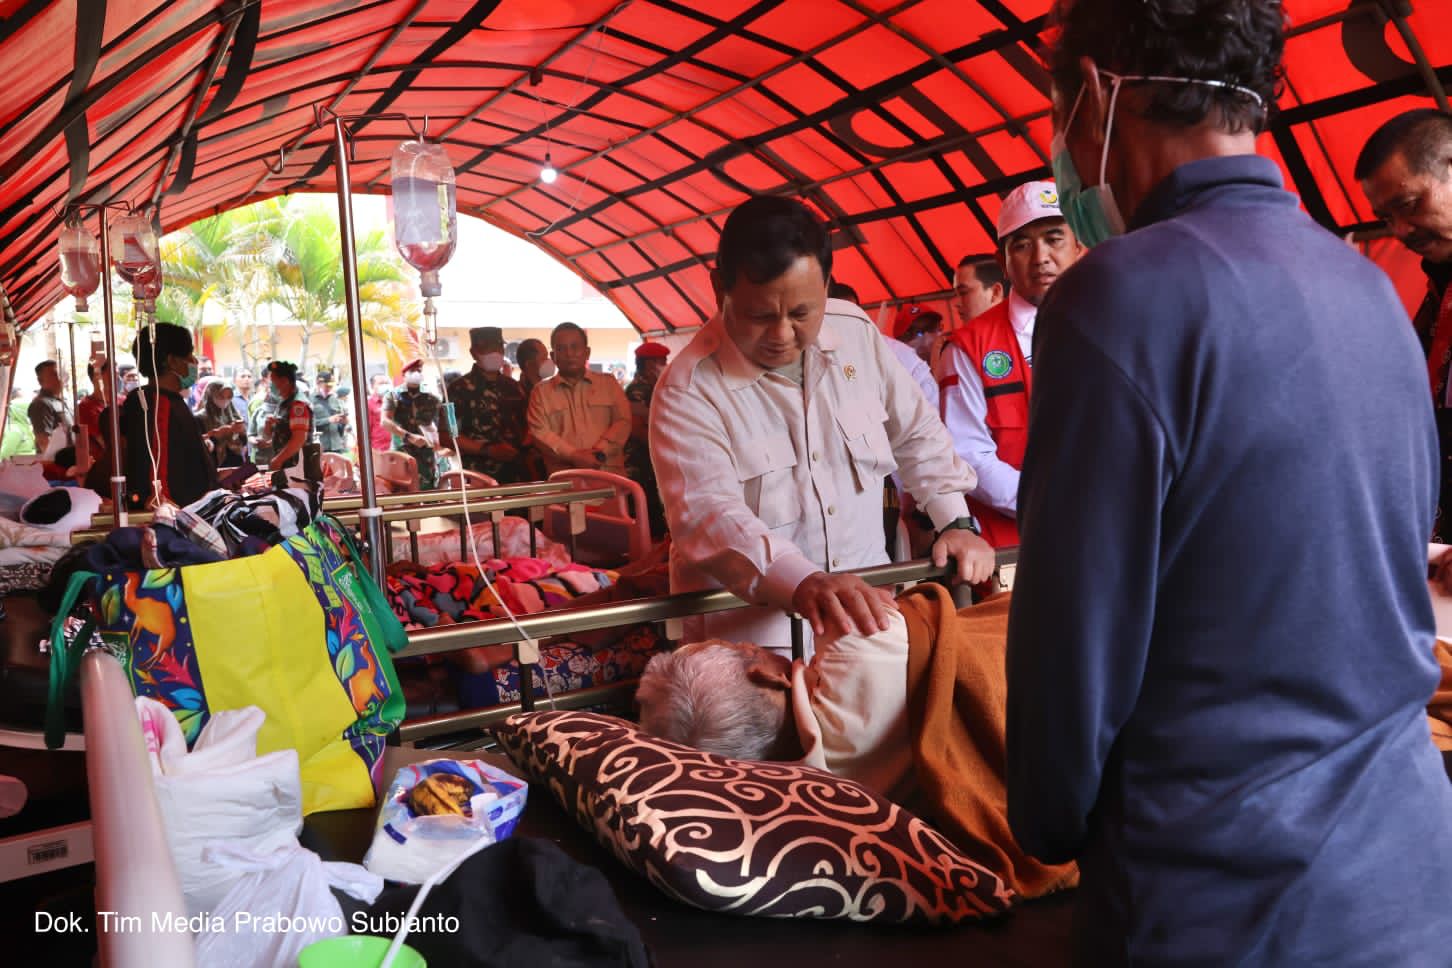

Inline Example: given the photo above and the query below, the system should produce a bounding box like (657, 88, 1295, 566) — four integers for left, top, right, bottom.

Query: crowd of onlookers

(12, 322, 675, 519)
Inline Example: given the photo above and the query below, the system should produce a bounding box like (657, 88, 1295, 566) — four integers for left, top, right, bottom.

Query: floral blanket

(386, 558, 617, 629)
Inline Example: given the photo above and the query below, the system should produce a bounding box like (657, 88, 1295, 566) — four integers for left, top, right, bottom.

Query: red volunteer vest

(942, 301, 1031, 547)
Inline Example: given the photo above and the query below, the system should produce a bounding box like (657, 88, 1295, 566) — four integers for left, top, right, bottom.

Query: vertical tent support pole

(331, 117, 387, 588)
(97, 207, 127, 523)
(65, 319, 78, 405)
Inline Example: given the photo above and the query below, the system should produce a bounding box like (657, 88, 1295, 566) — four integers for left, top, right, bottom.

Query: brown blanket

(1429, 639, 1452, 752)
(900, 583, 1079, 899)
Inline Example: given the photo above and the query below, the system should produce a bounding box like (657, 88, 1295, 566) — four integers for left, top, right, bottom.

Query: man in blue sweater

(1006, 1, 1452, 964)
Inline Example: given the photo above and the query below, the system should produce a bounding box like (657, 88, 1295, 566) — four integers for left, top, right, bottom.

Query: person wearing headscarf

(195, 378, 247, 468)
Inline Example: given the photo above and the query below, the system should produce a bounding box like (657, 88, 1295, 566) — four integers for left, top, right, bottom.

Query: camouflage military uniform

(248, 393, 277, 466)
(385, 387, 441, 489)
(446, 366, 527, 483)
(311, 390, 350, 453)
(624, 376, 665, 537)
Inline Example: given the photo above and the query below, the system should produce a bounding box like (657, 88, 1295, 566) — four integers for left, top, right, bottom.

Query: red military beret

(635, 342, 670, 360)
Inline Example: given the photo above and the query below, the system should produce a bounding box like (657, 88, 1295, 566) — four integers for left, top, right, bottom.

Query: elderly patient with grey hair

(635, 584, 1077, 899)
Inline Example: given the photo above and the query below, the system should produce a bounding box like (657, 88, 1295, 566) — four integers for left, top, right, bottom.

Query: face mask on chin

(1052, 71, 1265, 247)
(1051, 78, 1128, 248)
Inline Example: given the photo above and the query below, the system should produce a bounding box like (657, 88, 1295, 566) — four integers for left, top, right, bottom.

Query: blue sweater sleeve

(1005, 317, 1171, 864)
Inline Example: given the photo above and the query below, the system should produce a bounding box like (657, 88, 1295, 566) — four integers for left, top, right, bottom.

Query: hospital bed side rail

(81, 478, 574, 529)
(395, 549, 1018, 745)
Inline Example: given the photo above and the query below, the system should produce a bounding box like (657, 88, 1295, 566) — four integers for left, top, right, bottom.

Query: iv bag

(58, 220, 101, 312)
(390, 140, 457, 297)
(109, 212, 160, 287)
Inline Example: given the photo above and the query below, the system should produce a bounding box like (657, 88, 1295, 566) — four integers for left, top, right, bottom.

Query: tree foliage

(153, 195, 419, 375)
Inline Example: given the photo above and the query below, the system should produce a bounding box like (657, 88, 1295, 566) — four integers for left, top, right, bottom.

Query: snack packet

(363, 759, 527, 883)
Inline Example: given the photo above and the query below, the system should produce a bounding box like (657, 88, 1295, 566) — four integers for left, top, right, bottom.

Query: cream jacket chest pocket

(836, 401, 896, 492)
(735, 432, 801, 529)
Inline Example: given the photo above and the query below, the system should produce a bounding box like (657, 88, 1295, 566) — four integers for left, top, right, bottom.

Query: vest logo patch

(982, 350, 1014, 380)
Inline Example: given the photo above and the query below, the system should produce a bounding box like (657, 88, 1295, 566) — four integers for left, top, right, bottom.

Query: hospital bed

(67, 552, 1083, 968)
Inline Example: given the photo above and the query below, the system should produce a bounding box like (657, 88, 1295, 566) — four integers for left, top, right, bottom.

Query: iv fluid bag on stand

(109, 212, 160, 286)
(390, 141, 458, 298)
(58, 221, 101, 313)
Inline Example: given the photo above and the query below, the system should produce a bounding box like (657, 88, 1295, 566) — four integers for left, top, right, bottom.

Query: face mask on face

(480, 352, 504, 374)
(405, 372, 423, 389)
(267, 385, 282, 404)
(1053, 71, 1265, 247)
(178, 360, 199, 390)
(537, 360, 558, 380)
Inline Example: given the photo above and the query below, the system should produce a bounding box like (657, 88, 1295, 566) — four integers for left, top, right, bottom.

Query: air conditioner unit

(430, 337, 456, 357)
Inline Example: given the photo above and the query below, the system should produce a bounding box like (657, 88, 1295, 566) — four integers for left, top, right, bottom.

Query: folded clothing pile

(37, 485, 323, 614)
(459, 625, 664, 708)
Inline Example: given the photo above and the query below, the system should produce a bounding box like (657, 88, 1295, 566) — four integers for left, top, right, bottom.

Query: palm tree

(158, 195, 419, 376)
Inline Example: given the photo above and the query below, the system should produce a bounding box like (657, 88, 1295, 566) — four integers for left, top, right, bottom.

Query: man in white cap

(937, 180, 1081, 547)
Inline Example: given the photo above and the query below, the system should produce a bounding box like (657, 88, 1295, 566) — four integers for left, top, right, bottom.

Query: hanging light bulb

(540, 151, 559, 184)
(58, 214, 101, 313)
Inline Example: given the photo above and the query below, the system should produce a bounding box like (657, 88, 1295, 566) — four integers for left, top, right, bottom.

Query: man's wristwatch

(935, 515, 981, 537)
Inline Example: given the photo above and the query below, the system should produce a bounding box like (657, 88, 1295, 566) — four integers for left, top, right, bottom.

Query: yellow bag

(49, 516, 405, 814)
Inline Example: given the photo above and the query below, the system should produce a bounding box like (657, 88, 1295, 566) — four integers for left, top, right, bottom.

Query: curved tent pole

(329, 114, 388, 589)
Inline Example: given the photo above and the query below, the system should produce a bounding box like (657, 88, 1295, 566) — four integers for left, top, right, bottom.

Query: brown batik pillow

(492, 710, 1015, 923)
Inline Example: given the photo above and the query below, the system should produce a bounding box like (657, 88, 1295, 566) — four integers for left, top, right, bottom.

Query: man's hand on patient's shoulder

(792, 571, 897, 641)
(932, 528, 997, 585)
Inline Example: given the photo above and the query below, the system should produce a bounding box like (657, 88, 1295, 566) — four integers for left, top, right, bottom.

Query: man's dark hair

(1050, 0, 1283, 135)
(35, 360, 57, 380)
(267, 360, 298, 384)
(1355, 109, 1452, 181)
(716, 196, 832, 290)
(85, 361, 96, 382)
(516, 339, 544, 367)
(132, 323, 193, 379)
(827, 280, 860, 303)
(956, 254, 1007, 293)
(551, 321, 587, 345)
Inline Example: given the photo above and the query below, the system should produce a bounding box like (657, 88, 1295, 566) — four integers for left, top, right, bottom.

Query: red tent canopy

(0, 0, 1446, 333)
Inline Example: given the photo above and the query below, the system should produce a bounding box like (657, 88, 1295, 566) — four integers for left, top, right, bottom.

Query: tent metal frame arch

(0, 0, 1447, 334)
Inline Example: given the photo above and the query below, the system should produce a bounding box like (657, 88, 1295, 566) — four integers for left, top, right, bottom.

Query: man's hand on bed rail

(932, 528, 997, 586)
(793, 571, 898, 640)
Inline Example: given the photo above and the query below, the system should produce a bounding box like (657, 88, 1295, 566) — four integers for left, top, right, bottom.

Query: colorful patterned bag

(46, 515, 405, 814)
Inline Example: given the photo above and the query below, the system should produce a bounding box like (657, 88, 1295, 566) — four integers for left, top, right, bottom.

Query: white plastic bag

(364, 758, 527, 883)
(138, 698, 303, 916)
(195, 842, 383, 968)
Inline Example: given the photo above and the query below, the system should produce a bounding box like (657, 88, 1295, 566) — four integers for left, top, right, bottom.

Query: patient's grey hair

(635, 641, 785, 761)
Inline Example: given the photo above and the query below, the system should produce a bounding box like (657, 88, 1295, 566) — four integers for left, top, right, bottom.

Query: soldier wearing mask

(249, 367, 280, 467)
(381, 359, 441, 489)
(444, 326, 527, 483)
(311, 368, 350, 454)
(263, 360, 312, 485)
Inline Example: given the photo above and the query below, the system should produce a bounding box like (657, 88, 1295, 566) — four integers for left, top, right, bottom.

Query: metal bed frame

(392, 550, 1017, 748)
(72, 551, 1018, 968)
